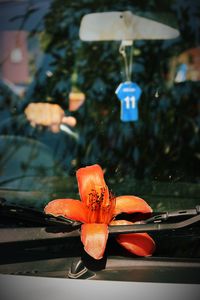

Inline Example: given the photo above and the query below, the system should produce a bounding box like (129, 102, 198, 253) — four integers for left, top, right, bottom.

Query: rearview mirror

(79, 11, 180, 41)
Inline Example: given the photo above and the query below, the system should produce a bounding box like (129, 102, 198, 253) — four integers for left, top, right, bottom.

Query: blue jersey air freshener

(115, 81, 142, 122)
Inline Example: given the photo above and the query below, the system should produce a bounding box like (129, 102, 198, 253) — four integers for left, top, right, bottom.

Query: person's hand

(24, 103, 76, 133)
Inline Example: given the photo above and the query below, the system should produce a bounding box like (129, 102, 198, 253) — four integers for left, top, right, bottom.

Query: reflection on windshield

(0, 0, 199, 211)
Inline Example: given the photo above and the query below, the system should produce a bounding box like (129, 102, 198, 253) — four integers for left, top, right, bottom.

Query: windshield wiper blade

(1, 197, 200, 226)
(0, 208, 199, 245)
(109, 214, 200, 235)
(108, 206, 200, 235)
(0, 199, 80, 227)
(145, 206, 200, 223)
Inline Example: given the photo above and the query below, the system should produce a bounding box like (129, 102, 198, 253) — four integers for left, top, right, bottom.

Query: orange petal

(44, 199, 88, 223)
(81, 223, 109, 260)
(111, 220, 155, 257)
(114, 195, 152, 216)
(76, 164, 107, 205)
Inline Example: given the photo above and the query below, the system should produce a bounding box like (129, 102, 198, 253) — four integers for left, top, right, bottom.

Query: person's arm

(24, 102, 76, 133)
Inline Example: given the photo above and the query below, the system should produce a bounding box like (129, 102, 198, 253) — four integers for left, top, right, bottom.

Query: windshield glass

(0, 0, 199, 212)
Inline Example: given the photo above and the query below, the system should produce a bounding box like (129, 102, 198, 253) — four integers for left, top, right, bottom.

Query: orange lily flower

(44, 164, 155, 260)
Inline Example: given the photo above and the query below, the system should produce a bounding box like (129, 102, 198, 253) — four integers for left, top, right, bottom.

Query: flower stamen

(87, 187, 116, 223)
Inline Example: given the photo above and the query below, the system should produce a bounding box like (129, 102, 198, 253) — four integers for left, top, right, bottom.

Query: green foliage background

(25, 0, 200, 183)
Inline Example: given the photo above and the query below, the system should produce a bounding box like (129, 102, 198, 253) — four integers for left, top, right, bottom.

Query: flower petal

(81, 223, 109, 260)
(114, 195, 152, 216)
(76, 164, 107, 205)
(44, 199, 88, 223)
(111, 220, 155, 257)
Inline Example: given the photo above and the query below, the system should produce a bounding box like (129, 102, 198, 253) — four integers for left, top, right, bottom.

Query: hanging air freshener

(115, 81, 141, 122)
(116, 40, 142, 122)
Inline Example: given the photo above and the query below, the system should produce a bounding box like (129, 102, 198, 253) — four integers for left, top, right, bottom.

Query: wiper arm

(0, 226, 81, 244)
(0, 213, 199, 245)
